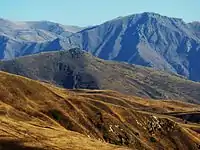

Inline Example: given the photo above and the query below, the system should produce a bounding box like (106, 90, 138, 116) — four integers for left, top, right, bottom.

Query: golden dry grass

(0, 71, 200, 150)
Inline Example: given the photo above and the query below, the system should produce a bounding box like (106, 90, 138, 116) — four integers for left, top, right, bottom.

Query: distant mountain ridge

(68, 12, 200, 81)
(0, 18, 83, 60)
(0, 13, 200, 81)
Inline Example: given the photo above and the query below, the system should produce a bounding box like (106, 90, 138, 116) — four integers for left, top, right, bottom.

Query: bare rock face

(0, 13, 200, 81)
(67, 12, 200, 81)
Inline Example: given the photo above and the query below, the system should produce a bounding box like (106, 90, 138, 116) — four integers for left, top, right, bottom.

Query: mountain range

(1, 12, 200, 150)
(0, 12, 200, 81)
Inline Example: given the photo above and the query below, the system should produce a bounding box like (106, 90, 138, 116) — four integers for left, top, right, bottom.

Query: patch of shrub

(150, 136, 156, 143)
(50, 110, 61, 121)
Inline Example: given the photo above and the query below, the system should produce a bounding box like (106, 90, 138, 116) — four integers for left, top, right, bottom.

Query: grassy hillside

(0, 49, 200, 103)
(0, 71, 128, 150)
(0, 71, 200, 149)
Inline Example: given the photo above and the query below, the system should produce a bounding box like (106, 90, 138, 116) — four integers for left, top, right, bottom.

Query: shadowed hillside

(1, 13, 200, 81)
(1, 49, 200, 103)
(0, 71, 200, 149)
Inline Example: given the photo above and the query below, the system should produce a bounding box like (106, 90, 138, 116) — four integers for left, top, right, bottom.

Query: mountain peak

(0, 13, 200, 82)
(107, 12, 184, 27)
(137, 12, 184, 23)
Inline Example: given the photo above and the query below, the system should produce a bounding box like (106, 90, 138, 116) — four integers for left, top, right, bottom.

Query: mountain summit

(0, 12, 200, 81)
(68, 12, 200, 81)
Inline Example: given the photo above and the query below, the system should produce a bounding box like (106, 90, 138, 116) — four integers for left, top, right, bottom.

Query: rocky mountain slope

(1, 49, 200, 104)
(0, 71, 200, 149)
(0, 18, 81, 59)
(0, 13, 200, 81)
(68, 12, 200, 81)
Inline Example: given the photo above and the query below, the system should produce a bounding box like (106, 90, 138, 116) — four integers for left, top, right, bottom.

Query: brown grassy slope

(1, 49, 200, 103)
(0, 117, 128, 150)
(0, 72, 129, 150)
(0, 71, 200, 150)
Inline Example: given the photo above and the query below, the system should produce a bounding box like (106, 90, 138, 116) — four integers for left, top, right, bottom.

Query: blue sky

(1, 0, 200, 26)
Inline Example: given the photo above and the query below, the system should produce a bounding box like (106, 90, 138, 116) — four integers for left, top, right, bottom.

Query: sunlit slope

(0, 71, 200, 149)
